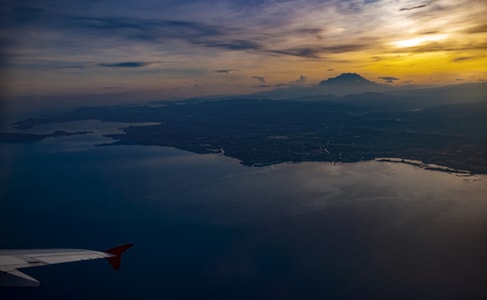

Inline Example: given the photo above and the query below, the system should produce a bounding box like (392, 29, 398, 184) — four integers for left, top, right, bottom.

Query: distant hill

(390, 82, 487, 106)
(249, 72, 391, 98)
(318, 73, 378, 86)
(247, 73, 487, 106)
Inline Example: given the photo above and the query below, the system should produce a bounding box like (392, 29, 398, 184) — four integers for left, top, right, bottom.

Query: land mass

(10, 94, 487, 174)
(8, 74, 487, 173)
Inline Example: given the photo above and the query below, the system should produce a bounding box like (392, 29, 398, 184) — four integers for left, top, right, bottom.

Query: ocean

(1, 121, 486, 299)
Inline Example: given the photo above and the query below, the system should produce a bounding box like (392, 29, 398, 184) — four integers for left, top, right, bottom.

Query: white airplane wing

(0, 243, 132, 287)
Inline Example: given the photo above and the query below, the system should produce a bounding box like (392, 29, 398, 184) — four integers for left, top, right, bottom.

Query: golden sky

(1, 0, 487, 102)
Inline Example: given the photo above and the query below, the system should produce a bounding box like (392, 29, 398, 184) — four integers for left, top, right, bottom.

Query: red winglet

(103, 243, 133, 270)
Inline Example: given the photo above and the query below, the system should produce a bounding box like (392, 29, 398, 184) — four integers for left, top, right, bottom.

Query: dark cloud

(60, 13, 257, 52)
(327, 68, 334, 71)
(202, 39, 261, 51)
(267, 75, 308, 89)
(254, 83, 291, 88)
(451, 56, 475, 62)
(295, 28, 322, 34)
(399, 5, 428, 11)
(251, 76, 266, 84)
(378, 76, 400, 84)
(0, 4, 46, 28)
(269, 44, 366, 59)
(54, 14, 266, 53)
(379, 76, 399, 81)
(273, 83, 292, 88)
(61, 16, 226, 50)
(336, 1, 365, 14)
(98, 62, 148, 67)
(270, 48, 322, 58)
(56, 63, 86, 69)
(214, 69, 235, 74)
(318, 44, 368, 53)
(1, 3, 372, 61)
(420, 30, 440, 35)
(67, 16, 145, 31)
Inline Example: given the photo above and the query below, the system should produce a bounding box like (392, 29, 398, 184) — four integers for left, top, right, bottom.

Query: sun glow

(393, 34, 449, 48)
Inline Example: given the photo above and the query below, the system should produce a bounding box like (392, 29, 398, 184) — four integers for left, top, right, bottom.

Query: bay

(1, 125, 486, 299)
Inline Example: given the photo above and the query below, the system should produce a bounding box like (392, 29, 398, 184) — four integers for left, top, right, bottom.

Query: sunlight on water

(1, 127, 486, 300)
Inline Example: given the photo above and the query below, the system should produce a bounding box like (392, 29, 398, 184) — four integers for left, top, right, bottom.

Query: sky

(1, 0, 487, 108)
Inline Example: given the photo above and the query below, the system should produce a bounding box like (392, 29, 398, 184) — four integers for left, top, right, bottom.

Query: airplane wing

(0, 243, 132, 287)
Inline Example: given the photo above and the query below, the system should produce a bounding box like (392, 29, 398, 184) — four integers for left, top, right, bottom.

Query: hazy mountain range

(177, 73, 487, 109)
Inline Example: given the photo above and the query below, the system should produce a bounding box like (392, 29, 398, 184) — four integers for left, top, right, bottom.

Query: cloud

(10, 0, 483, 72)
(57, 64, 86, 69)
(295, 28, 323, 35)
(266, 75, 309, 89)
(201, 39, 261, 51)
(60, 14, 264, 53)
(269, 44, 367, 58)
(214, 69, 235, 74)
(98, 62, 148, 68)
(3, 0, 487, 99)
(1, 2, 381, 63)
(462, 23, 487, 34)
(64, 15, 269, 55)
(251, 76, 266, 84)
(399, 5, 428, 11)
(390, 40, 487, 55)
(269, 48, 322, 58)
(451, 56, 475, 62)
(273, 83, 292, 88)
(378, 76, 400, 84)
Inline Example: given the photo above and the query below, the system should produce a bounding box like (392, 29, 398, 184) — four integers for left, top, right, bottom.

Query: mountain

(247, 73, 487, 106)
(315, 73, 390, 96)
(249, 72, 390, 99)
(318, 73, 377, 86)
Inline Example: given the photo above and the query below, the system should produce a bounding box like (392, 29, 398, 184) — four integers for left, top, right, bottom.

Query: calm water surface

(1, 122, 486, 299)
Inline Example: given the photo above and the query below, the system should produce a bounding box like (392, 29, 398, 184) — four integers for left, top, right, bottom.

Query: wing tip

(103, 243, 133, 270)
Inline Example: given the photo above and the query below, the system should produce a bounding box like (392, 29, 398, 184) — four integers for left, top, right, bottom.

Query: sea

(1, 120, 486, 299)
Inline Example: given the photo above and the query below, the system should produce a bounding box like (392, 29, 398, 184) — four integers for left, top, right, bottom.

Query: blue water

(1, 124, 487, 299)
